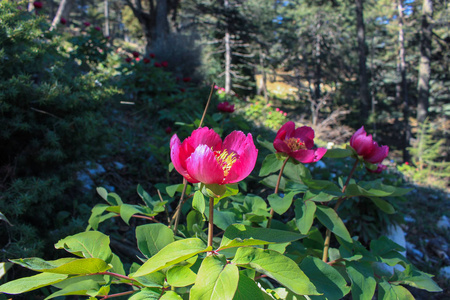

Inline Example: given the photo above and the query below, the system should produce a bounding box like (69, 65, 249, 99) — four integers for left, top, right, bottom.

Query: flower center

(214, 149, 238, 177)
(285, 137, 307, 151)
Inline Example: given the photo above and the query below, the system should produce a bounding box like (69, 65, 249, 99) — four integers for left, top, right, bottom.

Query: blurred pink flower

(33, 1, 43, 9)
(132, 51, 139, 58)
(94, 26, 101, 31)
(367, 164, 387, 174)
(125, 57, 132, 63)
(154, 62, 162, 68)
(60, 17, 67, 25)
(83, 22, 91, 27)
(143, 58, 150, 64)
(217, 101, 235, 113)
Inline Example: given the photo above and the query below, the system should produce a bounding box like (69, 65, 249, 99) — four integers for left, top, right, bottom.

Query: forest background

(0, 0, 449, 299)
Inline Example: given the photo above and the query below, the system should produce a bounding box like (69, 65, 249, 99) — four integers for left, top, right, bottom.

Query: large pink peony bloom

(273, 121, 327, 163)
(350, 126, 389, 164)
(170, 127, 258, 185)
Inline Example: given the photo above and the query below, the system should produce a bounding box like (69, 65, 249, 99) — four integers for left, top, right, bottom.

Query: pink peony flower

(154, 62, 162, 68)
(135, 57, 140, 62)
(60, 17, 67, 25)
(217, 101, 235, 113)
(405, 162, 409, 165)
(132, 51, 139, 58)
(273, 121, 327, 163)
(161, 61, 168, 67)
(367, 164, 387, 174)
(33, 1, 43, 9)
(349, 126, 389, 164)
(143, 58, 150, 64)
(83, 22, 91, 27)
(170, 127, 258, 185)
(94, 26, 101, 31)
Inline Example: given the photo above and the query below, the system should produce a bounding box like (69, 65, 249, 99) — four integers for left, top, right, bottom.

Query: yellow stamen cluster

(214, 149, 238, 176)
(286, 137, 307, 151)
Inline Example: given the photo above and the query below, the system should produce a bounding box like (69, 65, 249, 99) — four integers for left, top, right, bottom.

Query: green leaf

(10, 257, 110, 274)
(346, 261, 376, 300)
(0, 262, 12, 280)
(96, 187, 108, 201)
(160, 291, 183, 300)
(303, 190, 338, 202)
(219, 224, 305, 251)
(260, 174, 286, 191)
(378, 281, 415, 300)
(232, 247, 318, 295)
(120, 204, 144, 225)
(397, 266, 443, 292)
(193, 191, 206, 215)
(294, 199, 317, 235)
(324, 148, 353, 158)
(268, 191, 299, 215)
(0, 211, 13, 226)
(134, 272, 165, 288)
(370, 236, 405, 256)
(215, 183, 240, 203)
(369, 197, 396, 214)
(136, 223, 175, 258)
(345, 183, 393, 198)
(200, 183, 227, 198)
(233, 273, 265, 300)
(0, 273, 68, 294)
(132, 238, 210, 277)
(44, 279, 101, 299)
(166, 184, 191, 197)
(137, 184, 153, 207)
(87, 204, 110, 230)
(301, 178, 342, 196)
(128, 287, 161, 300)
(166, 265, 197, 287)
(300, 256, 350, 300)
(190, 255, 239, 300)
(259, 154, 283, 177)
(257, 136, 276, 153)
(315, 205, 352, 243)
(54, 231, 112, 262)
(106, 193, 123, 206)
(283, 161, 312, 181)
(213, 210, 236, 230)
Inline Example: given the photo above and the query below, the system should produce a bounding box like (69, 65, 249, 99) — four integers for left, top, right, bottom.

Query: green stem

(171, 178, 188, 234)
(266, 157, 290, 229)
(208, 196, 214, 251)
(322, 158, 359, 262)
(96, 271, 138, 282)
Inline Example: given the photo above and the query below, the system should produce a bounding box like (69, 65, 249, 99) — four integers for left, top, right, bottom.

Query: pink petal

(170, 135, 197, 182)
(350, 126, 366, 145)
(273, 138, 291, 154)
(294, 126, 315, 149)
(290, 149, 317, 163)
(225, 134, 258, 183)
(312, 148, 327, 162)
(186, 145, 224, 184)
(187, 127, 222, 150)
(223, 131, 248, 155)
(351, 133, 374, 157)
(275, 121, 295, 140)
(365, 144, 389, 164)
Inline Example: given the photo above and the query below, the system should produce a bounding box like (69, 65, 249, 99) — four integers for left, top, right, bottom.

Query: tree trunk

(397, 0, 410, 162)
(417, 0, 433, 124)
(355, 0, 370, 121)
(50, 0, 72, 31)
(154, 0, 169, 42)
(259, 50, 268, 102)
(314, 21, 322, 101)
(224, 0, 232, 94)
(104, 0, 110, 37)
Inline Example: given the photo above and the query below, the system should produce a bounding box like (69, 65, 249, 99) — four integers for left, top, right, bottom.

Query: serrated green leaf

(0, 273, 68, 294)
(136, 223, 174, 258)
(294, 199, 317, 235)
(300, 256, 350, 300)
(10, 257, 110, 274)
(219, 224, 305, 250)
(233, 273, 265, 300)
(132, 238, 210, 277)
(232, 247, 318, 295)
(193, 191, 206, 215)
(259, 154, 283, 177)
(166, 265, 196, 287)
(190, 255, 239, 300)
(54, 231, 112, 262)
(346, 261, 376, 300)
(315, 205, 352, 243)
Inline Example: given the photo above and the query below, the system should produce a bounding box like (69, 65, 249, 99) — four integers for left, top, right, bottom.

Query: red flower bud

(125, 57, 132, 63)
(132, 51, 139, 58)
(143, 58, 150, 64)
(33, 1, 43, 9)
(161, 61, 168, 67)
(83, 22, 91, 27)
(183, 77, 192, 82)
(154, 62, 162, 68)
(217, 101, 235, 113)
(94, 26, 101, 31)
(60, 17, 67, 25)
(150, 53, 155, 58)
